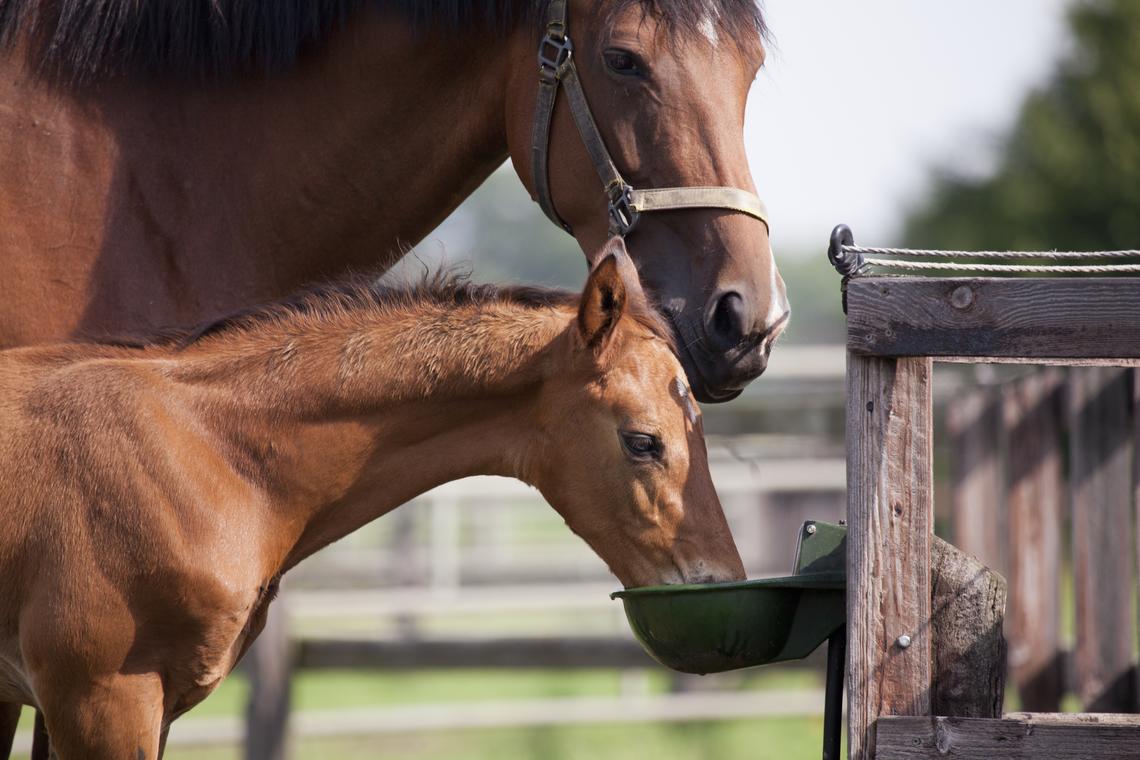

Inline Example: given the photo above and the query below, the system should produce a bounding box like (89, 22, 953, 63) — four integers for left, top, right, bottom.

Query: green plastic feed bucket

(611, 521, 846, 675)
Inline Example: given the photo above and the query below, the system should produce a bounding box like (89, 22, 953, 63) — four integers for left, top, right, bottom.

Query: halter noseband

(530, 0, 770, 237)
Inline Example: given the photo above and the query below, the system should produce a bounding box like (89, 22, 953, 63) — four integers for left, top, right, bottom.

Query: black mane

(0, 0, 765, 82)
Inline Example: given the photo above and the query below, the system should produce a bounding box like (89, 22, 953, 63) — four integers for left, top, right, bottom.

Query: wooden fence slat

(298, 637, 657, 670)
(876, 713, 1140, 760)
(1002, 369, 1065, 711)
(847, 354, 934, 760)
(947, 386, 1005, 575)
(846, 277, 1140, 359)
(1069, 367, 1137, 712)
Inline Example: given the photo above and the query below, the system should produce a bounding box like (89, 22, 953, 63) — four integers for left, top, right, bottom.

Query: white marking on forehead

(674, 375, 699, 424)
(698, 12, 720, 46)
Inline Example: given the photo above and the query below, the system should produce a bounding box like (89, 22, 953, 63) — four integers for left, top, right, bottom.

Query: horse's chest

(0, 651, 31, 704)
(166, 577, 281, 717)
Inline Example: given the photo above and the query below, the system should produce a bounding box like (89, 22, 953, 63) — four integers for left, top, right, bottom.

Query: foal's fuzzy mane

(111, 268, 675, 352)
(0, 0, 766, 82)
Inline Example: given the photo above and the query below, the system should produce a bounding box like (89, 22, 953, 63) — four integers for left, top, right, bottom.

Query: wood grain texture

(1003, 369, 1065, 711)
(1068, 367, 1137, 712)
(847, 354, 934, 760)
(947, 388, 1005, 575)
(876, 713, 1140, 760)
(847, 278, 1140, 359)
(929, 537, 1006, 718)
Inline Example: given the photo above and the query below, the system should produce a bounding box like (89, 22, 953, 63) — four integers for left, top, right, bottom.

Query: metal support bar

(823, 626, 846, 760)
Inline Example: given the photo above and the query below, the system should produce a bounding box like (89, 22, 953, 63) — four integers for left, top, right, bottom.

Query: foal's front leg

(39, 673, 165, 760)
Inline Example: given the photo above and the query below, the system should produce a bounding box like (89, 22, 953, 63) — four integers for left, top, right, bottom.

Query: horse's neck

(0, 9, 524, 345)
(168, 302, 568, 570)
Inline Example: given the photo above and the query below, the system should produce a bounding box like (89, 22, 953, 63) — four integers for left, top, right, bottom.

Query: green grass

(181, 665, 822, 716)
(12, 667, 830, 760)
(162, 717, 835, 760)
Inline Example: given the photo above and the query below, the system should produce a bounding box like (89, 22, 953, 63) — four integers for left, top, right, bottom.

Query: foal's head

(529, 239, 745, 588)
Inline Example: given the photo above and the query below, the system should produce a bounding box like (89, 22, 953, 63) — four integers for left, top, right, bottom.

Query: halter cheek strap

(530, 0, 769, 237)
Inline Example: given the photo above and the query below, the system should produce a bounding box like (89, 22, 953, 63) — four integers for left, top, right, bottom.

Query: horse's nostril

(710, 291, 748, 348)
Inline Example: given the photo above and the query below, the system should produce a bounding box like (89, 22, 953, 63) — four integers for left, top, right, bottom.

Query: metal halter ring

(607, 182, 639, 236)
(529, 0, 769, 238)
(538, 30, 573, 81)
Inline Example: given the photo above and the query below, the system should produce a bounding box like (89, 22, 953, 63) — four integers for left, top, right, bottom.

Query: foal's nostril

(710, 291, 749, 349)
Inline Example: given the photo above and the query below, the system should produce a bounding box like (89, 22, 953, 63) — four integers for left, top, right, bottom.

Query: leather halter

(530, 0, 770, 237)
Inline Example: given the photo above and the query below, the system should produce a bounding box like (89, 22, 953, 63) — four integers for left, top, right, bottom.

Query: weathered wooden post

(846, 354, 935, 760)
(833, 226, 1140, 758)
(1135, 369, 1140, 708)
(929, 535, 1007, 718)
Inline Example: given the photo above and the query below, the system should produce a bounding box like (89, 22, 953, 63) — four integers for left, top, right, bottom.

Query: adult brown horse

(0, 241, 744, 759)
(0, 0, 787, 403)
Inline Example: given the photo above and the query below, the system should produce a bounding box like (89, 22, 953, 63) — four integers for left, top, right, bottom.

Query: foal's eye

(620, 431, 663, 461)
(604, 49, 645, 77)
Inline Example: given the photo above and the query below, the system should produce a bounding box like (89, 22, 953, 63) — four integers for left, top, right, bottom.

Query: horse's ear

(577, 243, 629, 351)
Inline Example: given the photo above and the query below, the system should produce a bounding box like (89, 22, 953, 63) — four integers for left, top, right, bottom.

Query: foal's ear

(577, 244, 628, 351)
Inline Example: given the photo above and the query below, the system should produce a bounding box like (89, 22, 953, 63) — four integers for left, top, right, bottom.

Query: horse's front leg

(38, 673, 165, 760)
(0, 702, 19, 759)
(30, 711, 48, 760)
(157, 724, 170, 759)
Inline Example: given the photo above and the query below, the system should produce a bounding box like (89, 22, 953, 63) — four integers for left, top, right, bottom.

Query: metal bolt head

(896, 634, 912, 649)
(805, 524, 817, 535)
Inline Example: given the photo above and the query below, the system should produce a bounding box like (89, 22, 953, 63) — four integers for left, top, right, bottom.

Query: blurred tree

(904, 0, 1140, 250)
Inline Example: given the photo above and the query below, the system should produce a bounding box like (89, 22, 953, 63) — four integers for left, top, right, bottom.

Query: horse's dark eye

(621, 431, 662, 460)
(604, 49, 644, 77)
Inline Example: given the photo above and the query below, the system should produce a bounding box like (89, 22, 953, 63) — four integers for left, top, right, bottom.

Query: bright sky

(750, 0, 1073, 254)
(430, 1, 1076, 268)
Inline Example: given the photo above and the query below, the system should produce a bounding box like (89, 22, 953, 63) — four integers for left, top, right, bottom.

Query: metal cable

(846, 245, 1140, 259)
(863, 257, 1140, 274)
(826, 224, 1140, 278)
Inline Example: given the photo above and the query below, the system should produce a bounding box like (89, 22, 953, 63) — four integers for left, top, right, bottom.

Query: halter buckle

(538, 29, 573, 83)
(607, 183, 640, 236)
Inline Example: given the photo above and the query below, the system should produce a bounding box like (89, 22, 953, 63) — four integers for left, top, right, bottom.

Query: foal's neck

(169, 298, 571, 570)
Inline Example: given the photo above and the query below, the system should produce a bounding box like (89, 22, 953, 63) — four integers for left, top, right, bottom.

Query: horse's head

(506, 0, 788, 402)
(528, 238, 745, 588)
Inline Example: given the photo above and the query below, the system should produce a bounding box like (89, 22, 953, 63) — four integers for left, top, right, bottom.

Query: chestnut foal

(0, 239, 744, 758)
